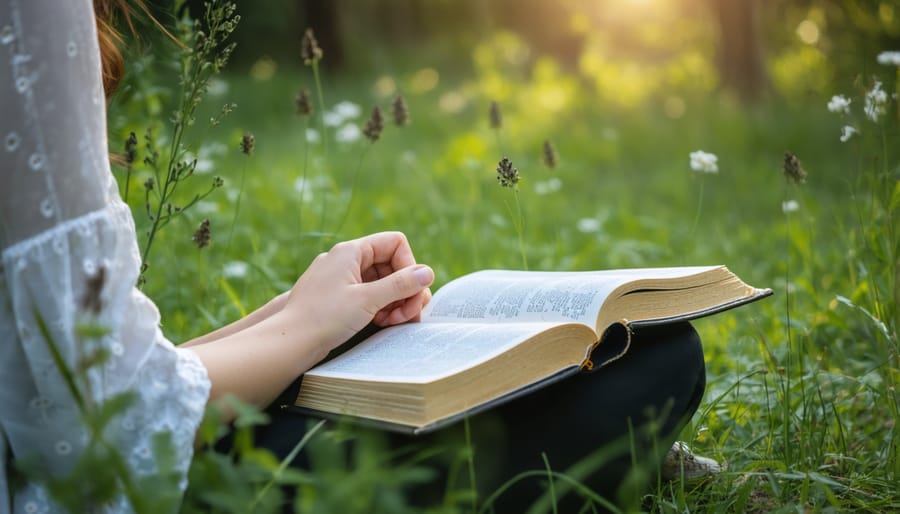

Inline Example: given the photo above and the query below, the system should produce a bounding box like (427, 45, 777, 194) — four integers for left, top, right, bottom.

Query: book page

(305, 321, 563, 383)
(422, 267, 720, 326)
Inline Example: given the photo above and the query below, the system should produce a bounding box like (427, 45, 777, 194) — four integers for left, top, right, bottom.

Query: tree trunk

(298, 0, 344, 69)
(710, 0, 767, 102)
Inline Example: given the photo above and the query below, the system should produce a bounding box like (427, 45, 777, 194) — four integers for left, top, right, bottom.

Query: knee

(626, 322, 706, 429)
(634, 321, 705, 378)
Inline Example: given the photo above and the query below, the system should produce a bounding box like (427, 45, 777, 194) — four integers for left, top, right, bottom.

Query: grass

(109, 52, 899, 511)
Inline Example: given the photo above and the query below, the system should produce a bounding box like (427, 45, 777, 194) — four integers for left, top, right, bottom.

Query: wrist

(266, 308, 331, 370)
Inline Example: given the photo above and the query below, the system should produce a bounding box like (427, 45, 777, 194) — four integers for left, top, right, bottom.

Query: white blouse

(0, 1, 211, 512)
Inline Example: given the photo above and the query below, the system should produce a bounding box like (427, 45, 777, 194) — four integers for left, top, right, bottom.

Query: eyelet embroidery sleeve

(0, 1, 211, 512)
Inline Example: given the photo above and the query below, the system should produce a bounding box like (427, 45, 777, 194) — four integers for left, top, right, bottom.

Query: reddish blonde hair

(93, 0, 134, 98)
(94, 0, 175, 99)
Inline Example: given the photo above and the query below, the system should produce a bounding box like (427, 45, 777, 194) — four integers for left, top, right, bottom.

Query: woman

(1, 1, 433, 512)
(0, 1, 714, 512)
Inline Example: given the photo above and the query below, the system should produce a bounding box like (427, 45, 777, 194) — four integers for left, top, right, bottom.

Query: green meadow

(106, 3, 899, 512)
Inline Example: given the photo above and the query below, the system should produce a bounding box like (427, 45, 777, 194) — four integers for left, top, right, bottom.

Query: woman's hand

(189, 231, 433, 411)
(286, 231, 434, 354)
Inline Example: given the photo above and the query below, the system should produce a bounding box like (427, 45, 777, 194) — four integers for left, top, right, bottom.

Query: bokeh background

(108, 1, 900, 511)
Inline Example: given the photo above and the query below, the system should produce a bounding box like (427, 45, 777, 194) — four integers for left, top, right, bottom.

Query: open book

(291, 266, 771, 434)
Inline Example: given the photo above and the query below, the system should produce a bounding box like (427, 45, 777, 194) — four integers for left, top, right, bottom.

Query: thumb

(365, 264, 434, 310)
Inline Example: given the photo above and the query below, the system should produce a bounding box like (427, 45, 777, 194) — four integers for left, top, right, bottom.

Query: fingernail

(414, 265, 434, 287)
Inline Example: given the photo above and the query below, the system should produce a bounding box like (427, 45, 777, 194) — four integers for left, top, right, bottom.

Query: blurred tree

(297, 1, 344, 69)
(489, 0, 585, 68)
(171, 0, 897, 99)
(370, 0, 425, 45)
(708, 0, 768, 102)
(820, 0, 900, 77)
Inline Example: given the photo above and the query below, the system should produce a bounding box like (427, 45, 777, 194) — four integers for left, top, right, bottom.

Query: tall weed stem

(311, 61, 331, 241)
(781, 183, 798, 465)
(464, 417, 478, 513)
(503, 192, 528, 270)
(297, 119, 311, 231)
(139, 3, 237, 281)
(312, 61, 328, 157)
(333, 145, 371, 236)
(224, 157, 248, 254)
(689, 177, 705, 237)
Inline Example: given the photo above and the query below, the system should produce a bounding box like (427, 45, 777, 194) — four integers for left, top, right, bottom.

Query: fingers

(355, 231, 417, 271)
(353, 232, 423, 291)
(361, 261, 395, 283)
(373, 287, 433, 326)
(365, 264, 434, 317)
(318, 232, 433, 329)
(374, 288, 432, 326)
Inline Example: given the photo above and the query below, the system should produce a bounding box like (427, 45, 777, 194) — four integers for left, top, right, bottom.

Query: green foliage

(174, 72, 896, 512)
(114, 1, 239, 286)
(72, 0, 900, 512)
(21, 313, 184, 513)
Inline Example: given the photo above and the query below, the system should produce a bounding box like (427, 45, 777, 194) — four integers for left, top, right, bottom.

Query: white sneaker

(661, 441, 723, 482)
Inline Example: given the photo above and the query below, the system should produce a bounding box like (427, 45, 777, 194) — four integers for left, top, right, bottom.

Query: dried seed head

(142, 127, 159, 167)
(392, 95, 409, 126)
(80, 266, 106, 314)
(143, 177, 155, 191)
(496, 157, 520, 188)
(782, 151, 807, 184)
(192, 219, 211, 249)
(489, 101, 502, 129)
(240, 132, 255, 156)
(363, 106, 385, 142)
(542, 140, 557, 169)
(124, 132, 138, 166)
(295, 88, 313, 116)
(301, 28, 323, 65)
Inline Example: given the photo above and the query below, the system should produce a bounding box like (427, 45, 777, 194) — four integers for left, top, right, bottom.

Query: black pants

(233, 321, 706, 512)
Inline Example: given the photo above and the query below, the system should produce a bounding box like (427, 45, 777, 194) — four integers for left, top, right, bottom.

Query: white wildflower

(203, 141, 229, 157)
(876, 51, 900, 66)
(293, 176, 328, 200)
(305, 128, 320, 143)
(323, 111, 343, 127)
(293, 176, 311, 193)
(489, 213, 507, 227)
(183, 150, 214, 174)
(323, 102, 363, 127)
(207, 77, 229, 97)
(223, 261, 249, 279)
(194, 200, 219, 215)
(195, 157, 214, 173)
(334, 101, 362, 119)
(335, 123, 361, 143)
(782, 200, 799, 213)
(864, 80, 889, 122)
(689, 150, 719, 174)
(577, 217, 601, 233)
(534, 177, 563, 195)
(839, 125, 858, 142)
(827, 95, 851, 114)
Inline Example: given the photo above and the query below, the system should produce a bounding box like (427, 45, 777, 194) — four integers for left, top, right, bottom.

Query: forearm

(187, 309, 328, 410)
(186, 232, 435, 416)
(181, 291, 289, 347)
